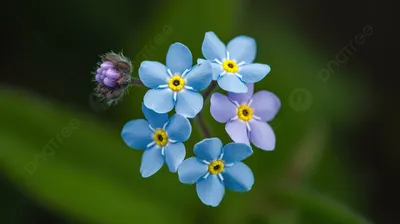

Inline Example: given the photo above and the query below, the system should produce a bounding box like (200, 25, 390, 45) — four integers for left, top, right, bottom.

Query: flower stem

(131, 79, 143, 86)
(195, 113, 211, 138)
(202, 81, 218, 101)
(195, 81, 218, 139)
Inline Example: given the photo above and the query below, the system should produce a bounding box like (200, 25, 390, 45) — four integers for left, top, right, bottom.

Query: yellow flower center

(222, 60, 239, 73)
(168, 75, 185, 91)
(208, 160, 225, 175)
(153, 129, 168, 146)
(237, 104, 253, 121)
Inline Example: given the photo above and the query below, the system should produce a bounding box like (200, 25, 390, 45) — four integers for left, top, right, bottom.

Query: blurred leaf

(0, 88, 189, 224)
(270, 186, 372, 224)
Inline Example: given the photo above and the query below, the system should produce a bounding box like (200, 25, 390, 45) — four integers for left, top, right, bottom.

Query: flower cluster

(94, 32, 280, 207)
(93, 52, 133, 105)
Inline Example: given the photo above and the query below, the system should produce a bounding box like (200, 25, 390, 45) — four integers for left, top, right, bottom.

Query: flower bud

(93, 52, 133, 105)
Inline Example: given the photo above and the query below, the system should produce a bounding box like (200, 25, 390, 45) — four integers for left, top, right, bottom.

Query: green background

(2, 0, 393, 223)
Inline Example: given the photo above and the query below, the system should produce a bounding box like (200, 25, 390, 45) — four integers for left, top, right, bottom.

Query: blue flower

(121, 104, 192, 178)
(198, 32, 271, 93)
(178, 138, 254, 207)
(139, 42, 213, 118)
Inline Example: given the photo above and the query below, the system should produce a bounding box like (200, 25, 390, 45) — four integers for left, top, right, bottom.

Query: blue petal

(138, 61, 169, 88)
(141, 103, 168, 129)
(144, 88, 174, 114)
(164, 142, 186, 173)
(178, 157, 208, 184)
(222, 143, 253, 164)
(222, 162, 254, 192)
(175, 90, 203, 118)
(165, 114, 191, 142)
(166, 43, 193, 74)
(227, 36, 256, 64)
(196, 174, 225, 207)
(185, 62, 212, 91)
(197, 59, 222, 80)
(217, 75, 248, 93)
(239, 63, 271, 83)
(140, 145, 164, 178)
(201, 32, 226, 61)
(194, 138, 223, 162)
(121, 119, 152, 150)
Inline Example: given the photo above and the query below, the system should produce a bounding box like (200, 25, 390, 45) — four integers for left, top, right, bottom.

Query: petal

(175, 90, 203, 118)
(249, 120, 276, 151)
(196, 175, 225, 207)
(121, 119, 152, 150)
(210, 92, 237, 123)
(194, 138, 223, 162)
(228, 83, 254, 104)
(239, 63, 271, 83)
(140, 145, 164, 178)
(178, 157, 208, 184)
(141, 103, 168, 129)
(166, 43, 193, 74)
(250, 91, 281, 122)
(218, 75, 248, 93)
(144, 88, 174, 114)
(201, 32, 226, 61)
(225, 120, 250, 145)
(185, 62, 212, 91)
(138, 61, 169, 88)
(222, 162, 254, 192)
(227, 36, 257, 64)
(198, 59, 223, 80)
(165, 114, 192, 142)
(222, 143, 253, 164)
(164, 142, 186, 173)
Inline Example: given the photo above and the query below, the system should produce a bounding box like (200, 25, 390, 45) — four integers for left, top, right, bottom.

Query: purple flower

(210, 84, 280, 151)
(96, 61, 121, 88)
(92, 52, 133, 106)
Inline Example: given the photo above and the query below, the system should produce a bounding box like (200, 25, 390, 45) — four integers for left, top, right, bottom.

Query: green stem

(195, 81, 218, 138)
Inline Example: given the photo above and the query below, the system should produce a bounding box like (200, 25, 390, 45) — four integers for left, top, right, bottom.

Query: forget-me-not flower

(210, 84, 280, 151)
(139, 43, 212, 118)
(121, 104, 191, 177)
(198, 32, 271, 93)
(178, 138, 254, 207)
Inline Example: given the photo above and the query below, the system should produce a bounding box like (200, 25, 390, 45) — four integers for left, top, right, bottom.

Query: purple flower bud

(95, 74, 102, 83)
(100, 61, 114, 69)
(103, 77, 116, 88)
(92, 51, 133, 106)
(105, 68, 120, 79)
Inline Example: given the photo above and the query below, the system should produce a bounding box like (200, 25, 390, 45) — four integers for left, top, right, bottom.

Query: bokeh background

(1, 0, 396, 223)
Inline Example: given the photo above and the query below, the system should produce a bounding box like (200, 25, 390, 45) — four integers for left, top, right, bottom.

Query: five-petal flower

(198, 32, 271, 93)
(139, 42, 213, 118)
(178, 138, 254, 207)
(210, 84, 280, 151)
(121, 104, 192, 177)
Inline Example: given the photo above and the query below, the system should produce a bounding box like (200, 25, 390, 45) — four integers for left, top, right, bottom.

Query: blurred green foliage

(1, 0, 373, 223)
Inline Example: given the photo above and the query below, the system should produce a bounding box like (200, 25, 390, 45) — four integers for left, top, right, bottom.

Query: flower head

(139, 43, 213, 118)
(93, 52, 132, 105)
(199, 32, 271, 93)
(121, 104, 192, 177)
(210, 84, 280, 151)
(178, 138, 254, 207)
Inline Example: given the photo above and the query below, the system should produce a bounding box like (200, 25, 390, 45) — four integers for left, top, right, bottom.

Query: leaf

(0, 88, 188, 224)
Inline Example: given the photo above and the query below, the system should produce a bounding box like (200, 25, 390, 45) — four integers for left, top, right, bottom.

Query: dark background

(1, 0, 397, 223)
